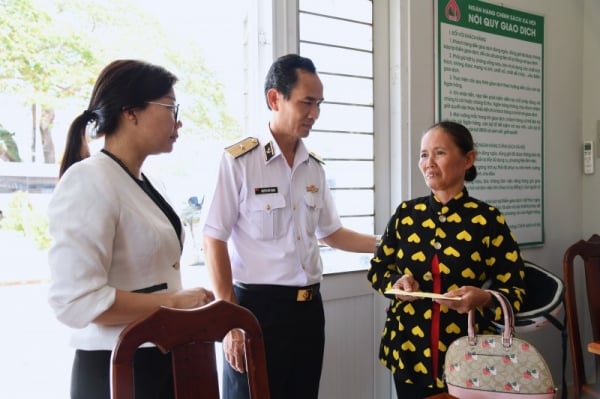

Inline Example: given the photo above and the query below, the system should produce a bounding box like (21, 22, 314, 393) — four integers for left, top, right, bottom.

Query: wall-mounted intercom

(584, 140, 594, 174)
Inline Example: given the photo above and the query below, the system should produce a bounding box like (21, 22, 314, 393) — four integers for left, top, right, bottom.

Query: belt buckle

(296, 288, 313, 301)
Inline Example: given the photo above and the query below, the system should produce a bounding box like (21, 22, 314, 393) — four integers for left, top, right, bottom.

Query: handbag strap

(467, 290, 514, 348)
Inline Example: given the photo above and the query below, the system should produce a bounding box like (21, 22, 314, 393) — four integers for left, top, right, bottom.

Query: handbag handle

(467, 290, 515, 348)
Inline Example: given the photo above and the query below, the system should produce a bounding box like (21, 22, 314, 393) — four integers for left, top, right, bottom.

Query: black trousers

(393, 374, 446, 399)
(70, 347, 173, 399)
(222, 284, 325, 399)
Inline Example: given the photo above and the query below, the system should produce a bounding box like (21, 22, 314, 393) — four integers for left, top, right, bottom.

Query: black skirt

(70, 347, 173, 399)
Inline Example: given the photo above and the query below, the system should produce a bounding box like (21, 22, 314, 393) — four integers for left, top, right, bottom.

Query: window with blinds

(299, 0, 374, 273)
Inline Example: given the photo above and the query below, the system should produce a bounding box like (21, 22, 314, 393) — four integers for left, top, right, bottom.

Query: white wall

(582, 0, 600, 237)
(398, 0, 587, 392)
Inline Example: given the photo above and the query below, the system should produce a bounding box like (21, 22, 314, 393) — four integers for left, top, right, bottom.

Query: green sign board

(437, 0, 545, 246)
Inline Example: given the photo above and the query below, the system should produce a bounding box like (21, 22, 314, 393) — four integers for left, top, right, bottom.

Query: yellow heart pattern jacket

(367, 188, 526, 389)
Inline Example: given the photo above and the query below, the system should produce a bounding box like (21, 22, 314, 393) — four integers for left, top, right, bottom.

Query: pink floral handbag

(444, 290, 557, 399)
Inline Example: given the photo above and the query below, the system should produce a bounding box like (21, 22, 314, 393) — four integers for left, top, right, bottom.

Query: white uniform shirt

(47, 152, 183, 350)
(203, 132, 342, 286)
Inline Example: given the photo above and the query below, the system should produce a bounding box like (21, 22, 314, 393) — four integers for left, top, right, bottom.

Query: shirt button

(433, 242, 442, 250)
(438, 215, 446, 223)
(266, 204, 271, 211)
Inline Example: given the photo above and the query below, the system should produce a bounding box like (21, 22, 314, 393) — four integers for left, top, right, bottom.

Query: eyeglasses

(145, 101, 180, 121)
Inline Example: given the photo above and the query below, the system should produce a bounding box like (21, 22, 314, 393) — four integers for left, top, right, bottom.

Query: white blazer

(48, 152, 183, 350)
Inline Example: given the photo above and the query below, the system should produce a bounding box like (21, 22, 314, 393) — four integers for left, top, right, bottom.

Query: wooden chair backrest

(111, 300, 270, 399)
(563, 234, 600, 399)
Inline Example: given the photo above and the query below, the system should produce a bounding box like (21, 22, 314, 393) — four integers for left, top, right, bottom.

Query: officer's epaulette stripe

(225, 137, 259, 159)
(309, 151, 325, 164)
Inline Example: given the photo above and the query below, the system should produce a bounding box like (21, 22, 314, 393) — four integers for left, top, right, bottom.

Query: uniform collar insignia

(264, 141, 275, 162)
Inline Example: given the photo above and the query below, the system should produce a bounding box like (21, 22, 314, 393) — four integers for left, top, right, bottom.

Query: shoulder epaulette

(225, 137, 259, 159)
(309, 151, 325, 165)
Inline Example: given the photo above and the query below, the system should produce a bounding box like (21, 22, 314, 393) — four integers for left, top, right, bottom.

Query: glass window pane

(301, 43, 372, 77)
(299, 0, 372, 24)
(325, 161, 373, 188)
(306, 132, 373, 159)
(341, 216, 375, 233)
(320, 75, 373, 105)
(1, 1, 260, 397)
(321, 248, 373, 273)
(331, 189, 373, 215)
(315, 103, 373, 132)
(300, 13, 372, 51)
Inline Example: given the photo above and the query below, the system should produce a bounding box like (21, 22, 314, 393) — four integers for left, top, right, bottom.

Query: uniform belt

(234, 282, 320, 302)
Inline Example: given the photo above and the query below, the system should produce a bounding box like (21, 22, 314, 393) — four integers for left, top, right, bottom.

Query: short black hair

(264, 54, 317, 110)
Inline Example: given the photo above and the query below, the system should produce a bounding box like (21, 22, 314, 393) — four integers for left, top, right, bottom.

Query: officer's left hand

(223, 328, 246, 373)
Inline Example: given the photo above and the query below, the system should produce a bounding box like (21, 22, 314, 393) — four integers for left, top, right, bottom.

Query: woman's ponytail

(58, 111, 94, 178)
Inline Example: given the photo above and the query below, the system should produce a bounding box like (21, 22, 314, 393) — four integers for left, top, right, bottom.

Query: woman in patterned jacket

(368, 121, 526, 398)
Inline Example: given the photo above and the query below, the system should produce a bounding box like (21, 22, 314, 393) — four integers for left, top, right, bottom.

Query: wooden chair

(111, 300, 270, 399)
(563, 234, 600, 399)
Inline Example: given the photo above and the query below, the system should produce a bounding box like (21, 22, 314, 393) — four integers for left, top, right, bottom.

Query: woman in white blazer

(47, 59, 214, 399)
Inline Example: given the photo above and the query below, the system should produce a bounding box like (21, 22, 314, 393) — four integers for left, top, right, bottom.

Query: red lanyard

(431, 254, 441, 381)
